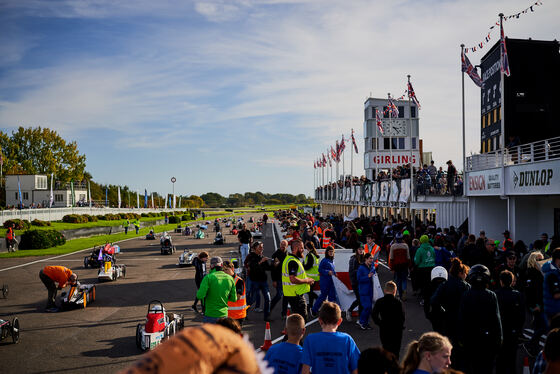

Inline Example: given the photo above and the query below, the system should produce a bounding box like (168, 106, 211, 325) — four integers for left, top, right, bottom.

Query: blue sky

(0, 0, 557, 197)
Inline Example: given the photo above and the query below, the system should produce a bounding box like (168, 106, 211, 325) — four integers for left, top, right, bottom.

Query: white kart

(136, 300, 184, 351)
(177, 250, 196, 267)
(97, 257, 126, 282)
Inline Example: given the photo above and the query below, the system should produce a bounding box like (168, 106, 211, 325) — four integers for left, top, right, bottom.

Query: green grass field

(0, 206, 292, 258)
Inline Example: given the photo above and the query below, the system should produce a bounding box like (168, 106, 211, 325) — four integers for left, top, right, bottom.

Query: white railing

(466, 136, 560, 172)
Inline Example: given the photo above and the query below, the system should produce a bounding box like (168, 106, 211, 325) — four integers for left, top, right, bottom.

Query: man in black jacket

(371, 281, 405, 358)
(270, 240, 288, 317)
(245, 241, 272, 321)
(495, 270, 525, 374)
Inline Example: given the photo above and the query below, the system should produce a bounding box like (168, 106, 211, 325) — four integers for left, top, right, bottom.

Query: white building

(5, 174, 88, 208)
(363, 97, 421, 180)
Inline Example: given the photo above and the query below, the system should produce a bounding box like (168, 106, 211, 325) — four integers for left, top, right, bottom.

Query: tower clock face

(381, 119, 407, 136)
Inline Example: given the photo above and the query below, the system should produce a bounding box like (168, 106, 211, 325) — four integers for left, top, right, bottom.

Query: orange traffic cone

(522, 357, 530, 374)
(260, 322, 272, 351)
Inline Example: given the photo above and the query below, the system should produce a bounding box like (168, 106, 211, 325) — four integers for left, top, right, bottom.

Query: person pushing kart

(39, 266, 78, 312)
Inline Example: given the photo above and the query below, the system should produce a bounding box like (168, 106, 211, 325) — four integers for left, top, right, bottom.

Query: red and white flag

(376, 109, 384, 135)
(351, 129, 358, 154)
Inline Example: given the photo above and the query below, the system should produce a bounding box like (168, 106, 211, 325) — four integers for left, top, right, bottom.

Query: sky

(0, 0, 558, 198)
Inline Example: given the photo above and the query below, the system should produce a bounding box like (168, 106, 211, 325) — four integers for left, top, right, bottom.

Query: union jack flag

(407, 81, 421, 109)
(500, 22, 510, 77)
(461, 49, 483, 87)
(340, 135, 346, 154)
(322, 153, 327, 167)
(385, 96, 399, 118)
(328, 153, 332, 167)
(314, 160, 316, 169)
(351, 129, 358, 154)
(375, 109, 384, 135)
(335, 140, 341, 162)
(330, 146, 337, 162)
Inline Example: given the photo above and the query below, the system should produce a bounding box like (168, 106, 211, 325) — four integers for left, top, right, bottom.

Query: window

(23, 192, 29, 200)
(412, 137, 417, 149)
(493, 109, 497, 123)
(410, 106, 417, 118)
(482, 115, 486, 128)
(482, 140, 486, 153)
(364, 108, 369, 120)
(399, 138, 405, 149)
(36, 175, 47, 189)
(398, 106, 404, 118)
(371, 138, 377, 150)
(498, 108, 501, 121)
(55, 194, 64, 202)
(487, 112, 491, 125)
(383, 138, 390, 150)
(487, 138, 491, 152)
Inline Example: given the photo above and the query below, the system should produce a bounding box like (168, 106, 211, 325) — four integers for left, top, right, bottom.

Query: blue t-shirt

(301, 331, 360, 374)
(412, 370, 430, 374)
(265, 342, 303, 374)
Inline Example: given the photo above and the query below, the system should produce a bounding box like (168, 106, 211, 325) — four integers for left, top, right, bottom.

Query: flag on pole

(335, 140, 340, 162)
(151, 193, 154, 209)
(407, 80, 421, 109)
(351, 129, 358, 154)
(144, 189, 148, 208)
(118, 186, 121, 208)
(330, 146, 337, 161)
(385, 96, 399, 117)
(500, 22, 511, 77)
(340, 135, 346, 154)
(17, 175, 22, 208)
(168, 195, 172, 208)
(70, 179, 75, 207)
(88, 181, 92, 208)
(49, 174, 54, 208)
(461, 49, 483, 87)
(328, 153, 332, 167)
(137, 191, 140, 209)
(105, 187, 108, 206)
(376, 109, 384, 135)
(322, 153, 327, 167)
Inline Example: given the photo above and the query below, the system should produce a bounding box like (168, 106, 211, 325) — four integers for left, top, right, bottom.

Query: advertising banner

(371, 151, 421, 168)
(466, 168, 503, 196)
(506, 161, 560, 195)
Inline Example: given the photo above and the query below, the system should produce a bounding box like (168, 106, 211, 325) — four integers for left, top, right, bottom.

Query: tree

(0, 127, 86, 183)
(200, 192, 226, 207)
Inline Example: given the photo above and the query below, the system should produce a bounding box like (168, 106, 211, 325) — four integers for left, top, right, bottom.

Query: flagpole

(342, 139, 346, 182)
(460, 44, 467, 197)
(407, 76, 414, 221)
(388, 93, 393, 187)
(350, 130, 354, 181)
(499, 12, 508, 231)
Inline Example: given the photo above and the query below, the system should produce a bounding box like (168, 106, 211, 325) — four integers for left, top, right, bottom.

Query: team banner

(399, 179, 411, 203)
(379, 181, 389, 203)
(390, 180, 400, 202)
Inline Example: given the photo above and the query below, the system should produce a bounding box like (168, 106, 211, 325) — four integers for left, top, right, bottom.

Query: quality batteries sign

(506, 161, 560, 195)
(466, 168, 502, 196)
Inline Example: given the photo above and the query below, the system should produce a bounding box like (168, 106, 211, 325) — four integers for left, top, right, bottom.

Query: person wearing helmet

(459, 264, 502, 374)
(425, 266, 448, 332)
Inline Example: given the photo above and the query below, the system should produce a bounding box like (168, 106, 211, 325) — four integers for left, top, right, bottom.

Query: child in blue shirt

(265, 313, 305, 374)
(301, 301, 360, 374)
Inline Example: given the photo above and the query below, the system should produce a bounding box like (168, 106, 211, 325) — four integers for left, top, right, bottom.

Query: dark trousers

(348, 287, 362, 315)
(270, 281, 288, 316)
(39, 270, 57, 308)
(380, 327, 403, 359)
(285, 294, 308, 321)
(249, 281, 271, 320)
(465, 346, 496, 374)
(496, 335, 518, 374)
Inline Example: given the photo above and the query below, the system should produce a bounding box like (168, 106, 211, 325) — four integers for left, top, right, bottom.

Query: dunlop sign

(506, 161, 560, 195)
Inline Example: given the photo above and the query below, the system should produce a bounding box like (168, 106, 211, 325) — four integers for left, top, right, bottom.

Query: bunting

(464, 1, 543, 54)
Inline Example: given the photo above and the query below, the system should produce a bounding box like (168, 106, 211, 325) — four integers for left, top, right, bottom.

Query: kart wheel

(84, 257, 89, 268)
(2, 284, 8, 298)
(122, 265, 126, 278)
(11, 317, 19, 344)
(135, 324, 143, 349)
(91, 286, 96, 302)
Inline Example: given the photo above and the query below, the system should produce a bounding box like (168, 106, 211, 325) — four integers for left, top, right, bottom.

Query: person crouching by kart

(39, 266, 78, 312)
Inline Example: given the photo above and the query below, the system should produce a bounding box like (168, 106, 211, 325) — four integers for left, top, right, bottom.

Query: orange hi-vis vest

(364, 243, 381, 268)
(322, 229, 332, 248)
(228, 275, 246, 320)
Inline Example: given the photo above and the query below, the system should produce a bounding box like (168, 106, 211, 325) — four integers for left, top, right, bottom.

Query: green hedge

(62, 214, 88, 223)
(168, 216, 181, 224)
(20, 229, 66, 249)
(31, 219, 51, 227)
(3, 219, 31, 230)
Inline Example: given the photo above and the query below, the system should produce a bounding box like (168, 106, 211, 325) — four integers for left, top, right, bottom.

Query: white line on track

(0, 235, 142, 273)
(271, 222, 277, 252)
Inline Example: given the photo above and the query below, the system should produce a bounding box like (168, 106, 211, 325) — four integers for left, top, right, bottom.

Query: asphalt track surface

(0, 214, 438, 373)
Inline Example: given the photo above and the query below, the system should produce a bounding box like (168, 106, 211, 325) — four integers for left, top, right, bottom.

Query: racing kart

(83, 246, 103, 268)
(177, 250, 196, 267)
(213, 232, 225, 245)
(60, 282, 96, 309)
(160, 232, 176, 255)
(146, 229, 156, 240)
(183, 226, 192, 236)
(135, 300, 184, 351)
(251, 228, 263, 239)
(194, 228, 205, 239)
(0, 316, 19, 344)
(98, 252, 126, 282)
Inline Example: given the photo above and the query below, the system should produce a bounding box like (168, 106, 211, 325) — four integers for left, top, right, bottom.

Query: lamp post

(171, 177, 176, 209)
